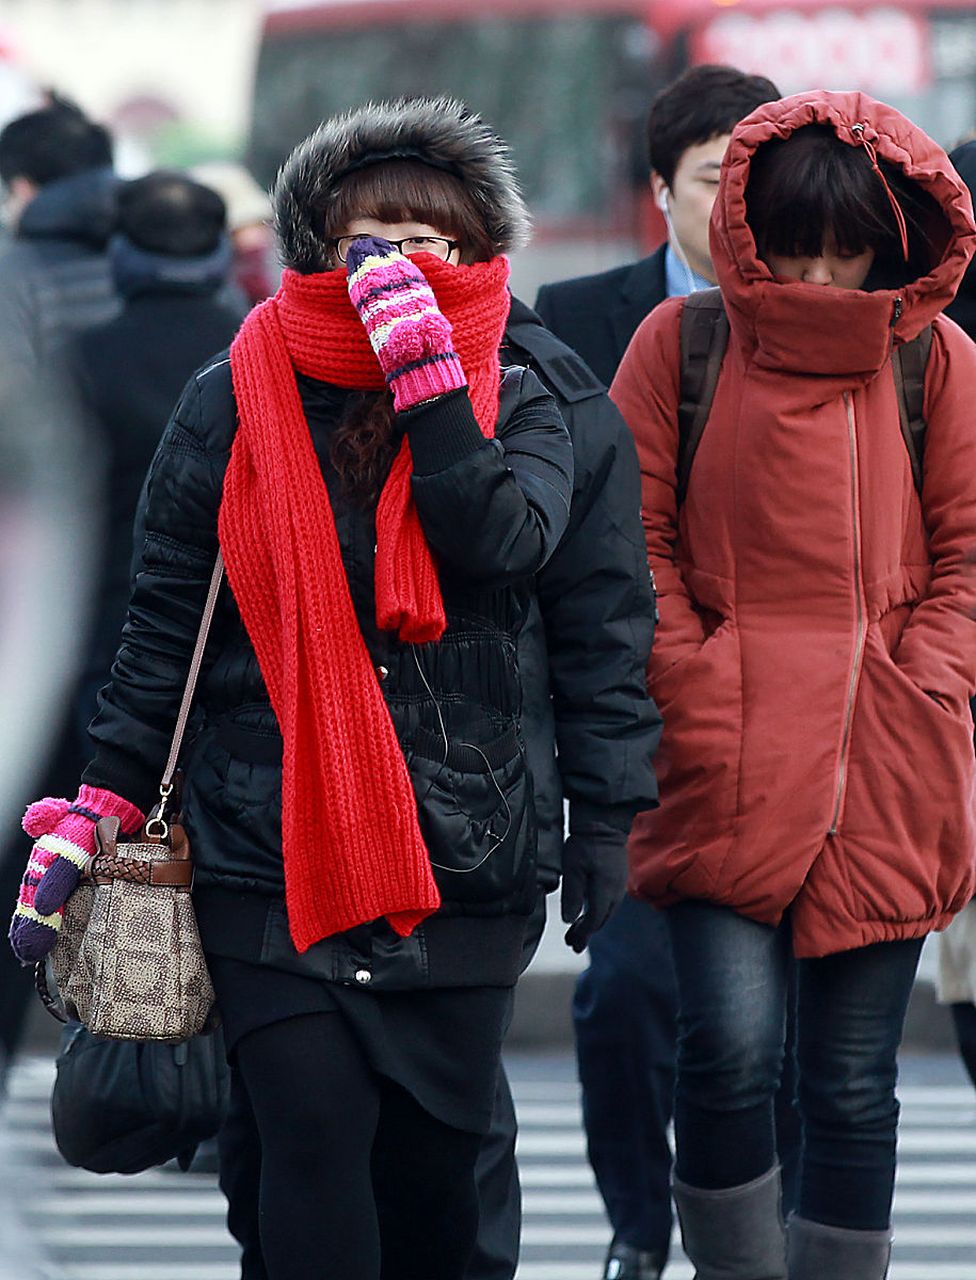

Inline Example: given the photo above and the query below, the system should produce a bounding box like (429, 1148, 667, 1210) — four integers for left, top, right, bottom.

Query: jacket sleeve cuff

(398, 387, 487, 476)
(569, 802, 638, 836)
(82, 747, 161, 820)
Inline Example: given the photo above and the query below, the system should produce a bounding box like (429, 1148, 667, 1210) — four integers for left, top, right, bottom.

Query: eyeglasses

(331, 235, 460, 264)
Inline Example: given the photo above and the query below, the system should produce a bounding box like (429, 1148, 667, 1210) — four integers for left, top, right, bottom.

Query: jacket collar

(610, 246, 667, 357)
(18, 167, 118, 249)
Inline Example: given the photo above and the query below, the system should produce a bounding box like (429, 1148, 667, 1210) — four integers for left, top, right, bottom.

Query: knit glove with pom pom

(346, 235, 467, 413)
(9, 785, 144, 964)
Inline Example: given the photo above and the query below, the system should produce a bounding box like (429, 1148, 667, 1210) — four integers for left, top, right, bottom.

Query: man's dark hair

(117, 172, 227, 257)
(648, 65, 779, 187)
(0, 95, 113, 187)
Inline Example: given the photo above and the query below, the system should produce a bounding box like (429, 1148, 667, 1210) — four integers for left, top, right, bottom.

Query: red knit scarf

(219, 256, 511, 952)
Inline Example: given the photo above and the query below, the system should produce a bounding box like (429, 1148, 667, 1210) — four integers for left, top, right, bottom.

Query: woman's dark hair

(328, 158, 495, 505)
(320, 157, 495, 265)
(746, 124, 946, 286)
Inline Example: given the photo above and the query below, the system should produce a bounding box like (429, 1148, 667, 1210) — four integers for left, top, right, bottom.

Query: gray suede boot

(672, 1165, 788, 1279)
(786, 1214, 892, 1279)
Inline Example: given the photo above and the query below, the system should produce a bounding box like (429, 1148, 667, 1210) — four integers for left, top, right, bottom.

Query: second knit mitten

(9, 784, 145, 964)
(346, 235, 467, 412)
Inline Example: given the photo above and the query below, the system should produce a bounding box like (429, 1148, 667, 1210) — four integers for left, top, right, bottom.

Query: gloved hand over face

(345, 236, 467, 413)
(561, 820, 630, 954)
(9, 785, 144, 964)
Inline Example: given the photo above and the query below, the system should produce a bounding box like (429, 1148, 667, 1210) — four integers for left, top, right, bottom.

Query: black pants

(220, 896, 546, 1280)
(228, 1011, 482, 1280)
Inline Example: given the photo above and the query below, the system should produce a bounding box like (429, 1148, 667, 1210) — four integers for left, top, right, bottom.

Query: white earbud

(658, 187, 707, 295)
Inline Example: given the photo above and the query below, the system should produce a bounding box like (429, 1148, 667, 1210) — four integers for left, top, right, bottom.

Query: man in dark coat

(72, 171, 244, 742)
(534, 66, 782, 1280)
(464, 297, 662, 1280)
(536, 66, 778, 390)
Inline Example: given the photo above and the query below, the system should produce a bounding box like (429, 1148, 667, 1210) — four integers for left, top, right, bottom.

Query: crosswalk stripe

(64, 1269, 238, 1280)
(4, 1054, 976, 1276)
(517, 1262, 976, 1280)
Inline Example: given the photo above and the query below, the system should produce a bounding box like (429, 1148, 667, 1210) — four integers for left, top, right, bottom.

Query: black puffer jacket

(504, 299, 660, 887)
(83, 356, 573, 989)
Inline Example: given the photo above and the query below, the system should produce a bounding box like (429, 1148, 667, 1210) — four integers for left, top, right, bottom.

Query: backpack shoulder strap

(891, 324, 932, 495)
(677, 288, 730, 504)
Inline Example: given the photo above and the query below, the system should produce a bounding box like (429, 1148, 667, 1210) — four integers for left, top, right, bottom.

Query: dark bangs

(746, 124, 945, 283)
(320, 158, 495, 264)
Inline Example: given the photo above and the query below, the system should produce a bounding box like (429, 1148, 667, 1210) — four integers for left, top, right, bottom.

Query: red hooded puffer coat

(612, 91, 976, 958)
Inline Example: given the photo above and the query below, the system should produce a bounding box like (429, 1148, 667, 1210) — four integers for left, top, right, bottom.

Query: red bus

(248, 0, 976, 293)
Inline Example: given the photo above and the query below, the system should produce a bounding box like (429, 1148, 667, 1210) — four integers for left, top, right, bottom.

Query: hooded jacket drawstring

(851, 123, 911, 263)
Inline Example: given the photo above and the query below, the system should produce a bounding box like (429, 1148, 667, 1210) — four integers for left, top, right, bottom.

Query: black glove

(560, 821, 630, 954)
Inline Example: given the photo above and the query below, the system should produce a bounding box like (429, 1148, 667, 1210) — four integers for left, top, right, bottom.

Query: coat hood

(19, 167, 118, 249)
(710, 92, 976, 381)
(274, 97, 531, 274)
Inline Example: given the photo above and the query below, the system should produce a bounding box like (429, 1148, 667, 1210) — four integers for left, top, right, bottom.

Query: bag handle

(146, 551, 225, 837)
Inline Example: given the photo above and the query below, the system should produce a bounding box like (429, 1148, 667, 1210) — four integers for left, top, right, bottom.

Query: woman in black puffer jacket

(18, 99, 574, 1279)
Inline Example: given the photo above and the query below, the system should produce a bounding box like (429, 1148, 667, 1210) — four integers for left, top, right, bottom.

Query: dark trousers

(667, 900, 923, 1230)
(221, 897, 548, 1280)
(573, 896, 678, 1257)
(222, 1030, 525, 1280)
(573, 897, 803, 1256)
(227, 1011, 482, 1280)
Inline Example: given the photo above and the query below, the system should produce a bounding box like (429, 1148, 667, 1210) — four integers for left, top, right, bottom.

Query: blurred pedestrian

(0, 93, 115, 1074)
(612, 91, 976, 1279)
(71, 170, 243, 745)
(535, 65, 784, 1280)
(0, 355, 97, 1093)
(0, 93, 118, 368)
(8, 96, 614, 1280)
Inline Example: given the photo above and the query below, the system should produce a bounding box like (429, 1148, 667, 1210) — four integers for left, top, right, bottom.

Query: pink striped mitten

(346, 236, 467, 412)
(9, 785, 144, 963)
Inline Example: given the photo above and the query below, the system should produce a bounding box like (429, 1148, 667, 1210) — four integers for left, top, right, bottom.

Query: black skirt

(207, 954, 513, 1135)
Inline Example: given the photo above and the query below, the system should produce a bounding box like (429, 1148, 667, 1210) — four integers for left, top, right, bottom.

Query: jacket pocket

(408, 723, 535, 909)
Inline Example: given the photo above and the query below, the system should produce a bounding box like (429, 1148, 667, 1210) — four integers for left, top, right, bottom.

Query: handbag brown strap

(147, 551, 225, 830)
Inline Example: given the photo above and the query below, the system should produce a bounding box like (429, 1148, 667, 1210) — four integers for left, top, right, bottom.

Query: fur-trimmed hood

(274, 97, 531, 273)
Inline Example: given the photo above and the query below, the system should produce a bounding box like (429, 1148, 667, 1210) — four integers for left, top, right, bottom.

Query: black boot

(603, 1240, 667, 1279)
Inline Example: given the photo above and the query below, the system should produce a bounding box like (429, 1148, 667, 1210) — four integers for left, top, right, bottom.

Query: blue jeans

(573, 896, 802, 1255)
(666, 900, 923, 1231)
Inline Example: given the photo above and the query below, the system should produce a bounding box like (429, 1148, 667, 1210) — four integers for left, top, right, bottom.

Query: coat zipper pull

(891, 296, 903, 326)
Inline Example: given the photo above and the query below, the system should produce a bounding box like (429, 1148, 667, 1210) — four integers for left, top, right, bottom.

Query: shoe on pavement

(603, 1241, 667, 1280)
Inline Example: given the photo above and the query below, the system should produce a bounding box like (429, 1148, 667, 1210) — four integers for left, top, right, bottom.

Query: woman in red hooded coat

(612, 92, 976, 1279)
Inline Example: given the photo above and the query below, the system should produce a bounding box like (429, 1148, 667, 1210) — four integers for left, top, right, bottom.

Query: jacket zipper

(828, 392, 867, 835)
